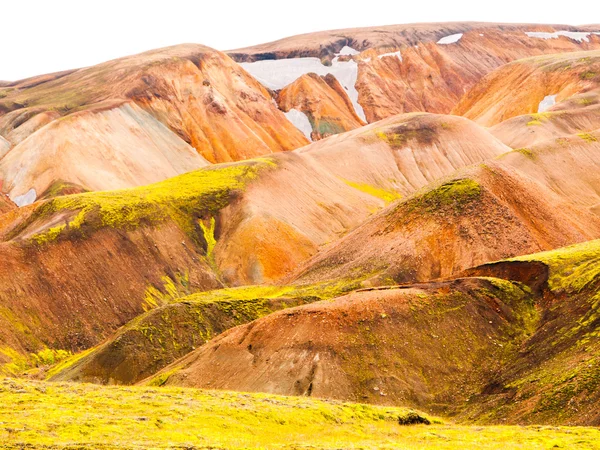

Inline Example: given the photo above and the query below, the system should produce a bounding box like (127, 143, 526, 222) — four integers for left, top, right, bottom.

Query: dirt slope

(154, 276, 536, 416)
(0, 44, 308, 203)
(48, 281, 359, 385)
(152, 240, 600, 425)
(292, 153, 600, 285)
(453, 50, 600, 127)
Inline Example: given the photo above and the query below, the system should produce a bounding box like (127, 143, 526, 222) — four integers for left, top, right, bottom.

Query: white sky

(1, 0, 598, 81)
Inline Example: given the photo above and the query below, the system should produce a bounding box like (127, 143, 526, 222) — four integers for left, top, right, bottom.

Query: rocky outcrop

(278, 73, 365, 140)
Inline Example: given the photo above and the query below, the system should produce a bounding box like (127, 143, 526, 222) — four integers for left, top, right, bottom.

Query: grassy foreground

(1, 379, 600, 449)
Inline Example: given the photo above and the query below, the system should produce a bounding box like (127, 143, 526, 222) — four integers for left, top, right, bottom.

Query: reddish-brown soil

(155, 277, 536, 416)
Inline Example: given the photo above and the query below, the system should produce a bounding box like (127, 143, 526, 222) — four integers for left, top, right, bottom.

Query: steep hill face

(0, 112, 507, 371)
(292, 148, 600, 286)
(233, 23, 600, 126)
(459, 240, 600, 425)
(489, 90, 600, 148)
(0, 192, 15, 214)
(153, 240, 600, 425)
(0, 44, 308, 204)
(213, 113, 510, 285)
(277, 73, 365, 140)
(453, 50, 600, 127)
(497, 130, 600, 214)
(154, 276, 537, 415)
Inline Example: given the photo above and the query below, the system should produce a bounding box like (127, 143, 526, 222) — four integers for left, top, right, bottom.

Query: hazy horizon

(1, 0, 599, 81)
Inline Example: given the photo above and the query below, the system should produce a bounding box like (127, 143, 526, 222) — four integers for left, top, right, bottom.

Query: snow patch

(241, 53, 367, 122)
(12, 188, 37, 207)
(437, 33, 463, 45)
(378, 50, 402, 62)
(479, 33, 484, 37)
(337, 45, 360, 56)
(284, 109, 313, 141)
(363, 57, 372, 63)
(525, 31, 597, 43)
(538, 94, 557, 113)
(0, 135, 10, 158)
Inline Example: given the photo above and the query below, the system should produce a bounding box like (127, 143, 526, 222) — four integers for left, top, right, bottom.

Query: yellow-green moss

(509, 239, 600, 292)
(27, 158, 275, 245)
(343, 179, 402, 203)
(3, 378, 600, 448)
(526, 112, 552, 126)
(404, 178, 482, 215)
(577, 132, 598, 143)
(142, 272, 191, 311)
(1, 347, 72, 377)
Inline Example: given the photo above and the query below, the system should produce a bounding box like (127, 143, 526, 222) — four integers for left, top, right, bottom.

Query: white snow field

(284, 109, 313, 141)
(525, 31, 600, 43)
(437, 33, 463, 44)
(538, 94, 557, 113)
(12, 188, 36, 207)
(240, 46, 367, 122)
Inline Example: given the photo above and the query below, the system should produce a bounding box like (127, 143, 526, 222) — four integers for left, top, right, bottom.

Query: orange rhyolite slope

(278, 73, 366, 140)
(232, 23, 600, 124)
(454, 50, 600, 127)
(0, 44, 308, 205)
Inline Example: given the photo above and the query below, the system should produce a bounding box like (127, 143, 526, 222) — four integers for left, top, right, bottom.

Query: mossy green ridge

(403, 178, 482, 214)
(462, 240, 600, 425)
(3, 378, 600, 449)
(20, 158, 274, 245)
(50, 279, 362, 385)
(508, 239, 600, 292)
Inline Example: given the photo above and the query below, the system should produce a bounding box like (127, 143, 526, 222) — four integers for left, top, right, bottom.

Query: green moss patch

(23, 158, 275, 245)
(3, 378, 600, 448)
(509, 239, 600, 292)
(403, 178, 482, 215)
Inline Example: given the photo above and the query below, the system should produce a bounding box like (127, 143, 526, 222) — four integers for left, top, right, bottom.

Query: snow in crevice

(437, 33, 463, 45)
(337, 45, 360, 56)
(284, 109, 313, 141)
(378, 50, 402, 62)
(240, 46, 367, 122)
(12, 188, 37, 207)
(525, 31, 599, 43)
(538, 94, 557, 113)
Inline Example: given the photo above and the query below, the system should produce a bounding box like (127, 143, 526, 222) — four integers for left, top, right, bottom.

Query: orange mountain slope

(233, 23, 600, 124)
(453, 50, 600, 127)
(277, 73, 366, 140)
(292, 132, 600, 286)
(0, 112, 507, 369)
(0, 44, 309, 204)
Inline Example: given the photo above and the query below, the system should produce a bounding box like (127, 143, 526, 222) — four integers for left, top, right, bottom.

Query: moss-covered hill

(48, 279, 363, 385)
(461, 239, 600, 425)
